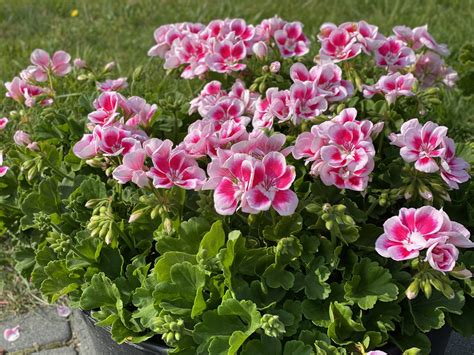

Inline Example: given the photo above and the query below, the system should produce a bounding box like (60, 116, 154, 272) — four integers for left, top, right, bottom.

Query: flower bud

(73, 58, 87, 69)
(104, 61, 116, 72)
(406, 279, 420, 299)
(449, 268, 472, 279)
(260, 314, 285, 338)
(252, 41, 268, 59)
(269, 61, 281, 73)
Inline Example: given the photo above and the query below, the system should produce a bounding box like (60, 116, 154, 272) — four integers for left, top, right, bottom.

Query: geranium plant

(1, 17, 473, 355)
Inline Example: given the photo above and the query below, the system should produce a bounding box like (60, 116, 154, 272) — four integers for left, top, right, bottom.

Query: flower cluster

(253, 62, 353, 127)
(390, 118, 470, 189)
(293, 108, 382, 191)
(5, 49, 72, 108)
(148, 17, 309, 78)
(376, 206, 473, 272)
(363, 72, 416, 104)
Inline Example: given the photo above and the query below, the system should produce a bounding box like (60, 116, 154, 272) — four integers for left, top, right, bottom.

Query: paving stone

(0, 306, 71, 353)
(445, 332, 474, 355)
(33, 346, 77, 355)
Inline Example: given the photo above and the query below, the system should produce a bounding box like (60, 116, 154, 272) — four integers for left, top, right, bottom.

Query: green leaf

(327, 302, 365, 345)
(218, 231, 245, 291)
(156, 217, 210, 254)
(263, 264, 295, 290)
(409, 289, 465, 332)
(304, 266, 331, 300)
(242, 336, 282, 355)
(40, 260, 81, 302)
(448, 296, 474, 337)
(154, 251, 196, 282)
(80, 272, 122, 310)
(110, 317, 153, 344)
(263, 214, 302, 241)
(198, 220, 225, 261)
(283, 340, 314, 355)
(344, 258, 398, 310)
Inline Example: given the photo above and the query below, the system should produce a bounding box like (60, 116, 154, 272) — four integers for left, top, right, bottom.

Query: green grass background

(1, 0, 473, 79)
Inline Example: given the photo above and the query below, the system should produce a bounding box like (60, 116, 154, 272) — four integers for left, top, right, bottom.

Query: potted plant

(1, 16, 473, 355)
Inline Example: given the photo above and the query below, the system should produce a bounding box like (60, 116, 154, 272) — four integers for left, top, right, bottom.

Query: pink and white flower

(5, 77, 44, 107)
(425, 238, 458, 272)
(0, 117, 8, 130)
(289, 82, 328, 123)
(375, 206, 444, 260)
(206, 98, 248, 125)
(30, 49, 71, 81)
(274, 22, 310, 58)
(97, 77, 128, 92)
(73, 58, 87, 69)
(439, 137, 470, 189)
(269, 61, 281, 73)
(148, 24, 184, 57)
(189, 80, 225, 116)
(246, 152, 298, 216)
(73, 134, 98, 159)
(147, 139, 206, 190)
(391, 119, 447, 173)
(374, 37, 416, 70)
(252, 41, 268, 59)
(124, 96, 157, 127)
(393, 25, 449, 56)
(0, 151, 9, 177)
(318, 23, 361, 62)
(93, 125, 139, 156)
(88, 91, 124, 126)
(112, 149, 149, 187)
(363, 72, 417, 104)
(414, 51, 458, 88)
(206, 40, 246, 73)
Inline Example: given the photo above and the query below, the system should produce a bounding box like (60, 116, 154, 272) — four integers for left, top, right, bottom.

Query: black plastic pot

(82, 310, 452, 354)
(81, 310, 169, 354)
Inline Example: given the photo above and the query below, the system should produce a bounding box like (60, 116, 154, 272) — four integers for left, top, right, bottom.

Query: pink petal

(383, 216, 409, 242)
(3, 326, 20, 342)
(414, 206, 443, 235)
(247, 187, 272, 211)
(57, 305, 72, 318)
(30, 49, 50, 67)
(262, 151, 286, 179)
(272, 189, 298, 216)
(414, 157, 439, 173)
(214, 178, 239, 215)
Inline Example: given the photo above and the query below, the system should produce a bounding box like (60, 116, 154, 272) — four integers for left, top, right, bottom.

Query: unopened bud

(406, 279, 420, 300)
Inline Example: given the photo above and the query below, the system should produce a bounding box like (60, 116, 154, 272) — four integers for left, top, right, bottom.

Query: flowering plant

(1, 17, 473, 354)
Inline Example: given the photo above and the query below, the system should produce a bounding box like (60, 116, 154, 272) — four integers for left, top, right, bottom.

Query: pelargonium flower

(232, 131, 292, 159)
(293, 108, 376, 191)
(97, 77, 128, 92)
(112, 149, 149, 187)
(318, 23, 361, 62)
(93, 125, 140, 156)
(148, 24, 184, 57)
(88, 91, 125, 126)
(252, 88, 291, 129)
(425, 238, 458, 272)
(189, 81, 225, 116)
(374, 37, 416, 70)
(356, 20, 382, 52)
(255, 16, 285, 42)
(0, 117, 8, 130)
(269, 61, 281, 73)
(73, 134, 98, 159)
(3, 326, 20, 342)
(73, 58, 87, 68)
(274, 22, 310, 58)
(288, 82, 328, 123)
(363, 72, 417, 104)
(290, 62, 354, 102)
(246, 152, 298, 215)
(252, 41, 268, 59)
(0, 151, 9, 177)
(147, 139, 206, 190)
(124, 96, 157, 127)
(206, 98, 249, 125)
(30, 49, 71, 81)
(206, 40, 247, 73)
(375, 206, 444, 260)
(393, 25, 449, 56)
(390, 119, 447, 173)
(165, 34, 209, 79)
(5, 77, 44, 107)
(414, 51, 458, 88)
(439, 137, 470, 189)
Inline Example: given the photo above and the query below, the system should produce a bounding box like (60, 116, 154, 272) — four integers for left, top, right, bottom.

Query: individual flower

(274, 21, 310, 58)
(288, 81, 328, 123)
(392, 25, 449, 56)
(246, 152, 298, 215)
(375, 206, 444, 260)
(189, 80, 225, 116)
(5, 77, 44, 107)
(30, 49, 71, 81)
(363, 72, 417, 104)
(97, 77, 128, 92)
(0, 117, 8, 130)
(414, 51, 458, 88)
(425, 238, 458, 272)
(124, 96, 158, 127)
(165, 35, 208, 79)
(73, 58, 87, 68)
(0, 151, 9, 177)
(439, 137, 470, 189)
(374, 37, 416, 70)
(3, 326, 20, 342)
(206, 40, 247, 73)
(73, 134, 98, 159)
(88, 91, 124, 126)
(93, 125, 139, 156)
(318, 23, 361, 62)
(147, 139, 206, 190)
(206, 98, 249, 125)
(112, 149, 149, 187)
(252, 41, 268, 59)
(148, 24, 184, 57)
(290, 62, 354, 102)
(390, 119, 447, 173)
(356, 20, 382, 52)
(232, 131, 292, 158)
(13, 130, 32, 146)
